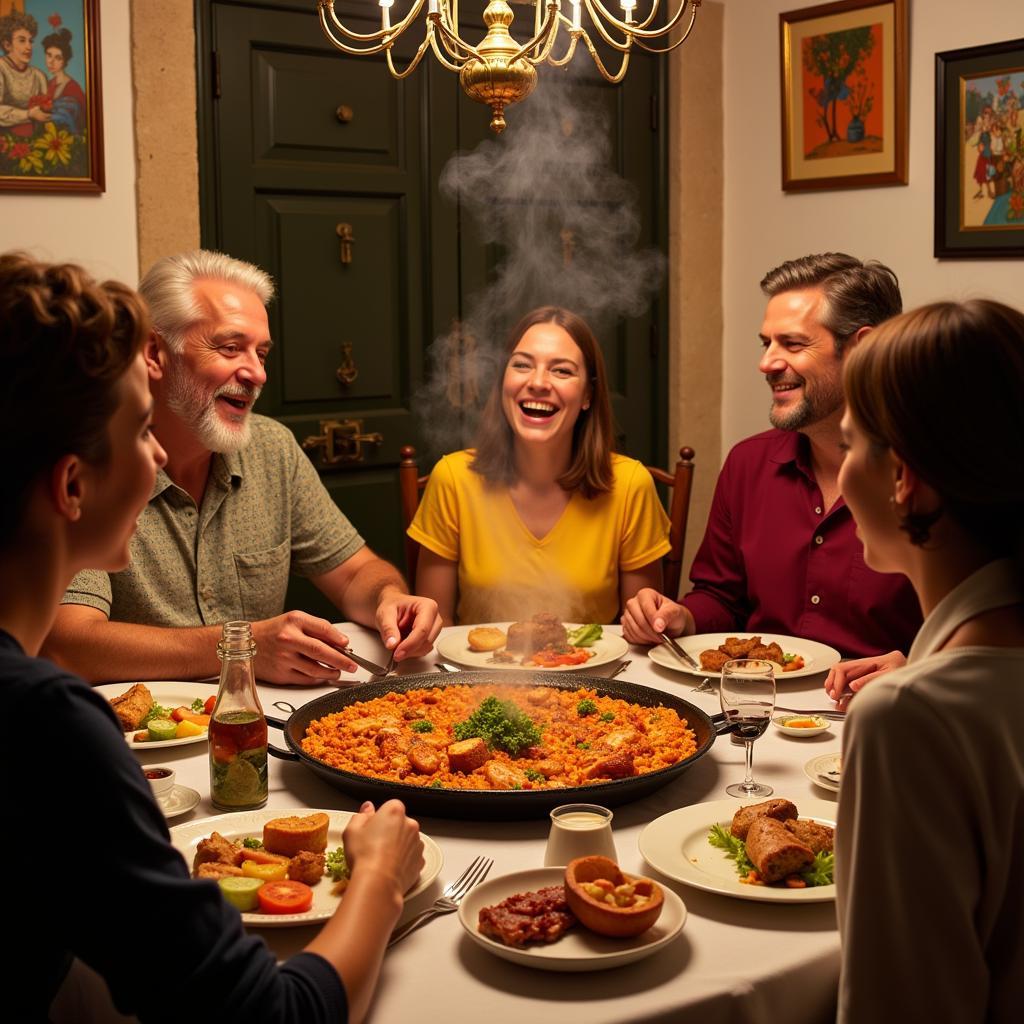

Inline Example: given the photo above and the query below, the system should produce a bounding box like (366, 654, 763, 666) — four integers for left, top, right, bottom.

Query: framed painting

(0, 0, 103, 192)
(780, 0, 907, 192)
(935, 38, 1024, 259)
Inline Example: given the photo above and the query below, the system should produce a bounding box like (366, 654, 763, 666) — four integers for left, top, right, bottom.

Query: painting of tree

(801, 23, 883, 159)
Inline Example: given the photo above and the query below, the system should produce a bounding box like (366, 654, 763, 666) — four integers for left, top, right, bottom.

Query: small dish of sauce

(772, 714, 830, 737)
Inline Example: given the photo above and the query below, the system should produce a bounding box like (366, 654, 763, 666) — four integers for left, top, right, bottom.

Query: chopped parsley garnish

(190, 697, 206, 713)
(576, 741, 591, 750)
(325, 847, 349, 881)
(410, 720, 434, 733)
(241, 837, 264, 850)
(524, 768, 545, 782)
(576, 699, 597, 717)
(452, 696, 541, 756)
(599, 711, 615, 722)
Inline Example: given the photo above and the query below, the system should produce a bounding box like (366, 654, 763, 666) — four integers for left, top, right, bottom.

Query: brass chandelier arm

(632, 9, 699, 53)
(585, 0, 696, 41)
(546, 28, 580, 67)
(384, 23, 438, 78)
(319, 0, 424, 45)
(580, 0, 634, 53)
(433, 15, 483, 60)
(510, 1, 562, 64)
(578, 28, 631, 83)
(429, 23, 468, 69)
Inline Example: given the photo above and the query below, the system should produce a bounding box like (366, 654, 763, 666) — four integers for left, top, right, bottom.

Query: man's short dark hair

(760, 253, 902, 354)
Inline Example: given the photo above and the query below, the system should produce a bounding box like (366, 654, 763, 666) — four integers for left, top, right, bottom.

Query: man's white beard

(164, 356, 260, 454)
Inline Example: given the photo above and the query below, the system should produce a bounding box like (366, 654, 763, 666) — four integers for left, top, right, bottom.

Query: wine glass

(720, 658, 776, 798)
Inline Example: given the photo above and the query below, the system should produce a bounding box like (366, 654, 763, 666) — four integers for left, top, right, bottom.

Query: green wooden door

(197, 1, 667, 615)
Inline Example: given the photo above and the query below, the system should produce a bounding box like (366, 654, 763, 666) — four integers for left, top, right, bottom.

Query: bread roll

(263, 812, 330, 856)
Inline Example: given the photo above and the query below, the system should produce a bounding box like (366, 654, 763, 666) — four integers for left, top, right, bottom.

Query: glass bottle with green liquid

(210, 621, 268, 810)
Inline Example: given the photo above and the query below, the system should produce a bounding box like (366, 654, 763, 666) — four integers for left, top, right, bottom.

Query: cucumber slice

(147, 718, 178, 742)
(218, 876, 264, 912)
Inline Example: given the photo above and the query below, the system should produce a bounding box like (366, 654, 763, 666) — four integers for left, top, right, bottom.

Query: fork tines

(444, 855, 493, 903)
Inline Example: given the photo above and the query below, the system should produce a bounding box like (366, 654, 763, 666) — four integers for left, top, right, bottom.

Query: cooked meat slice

(585, 749, 635, 780)
(600, 729, 640, 751)
(483, 761, 529, 789)
(700, 649, 730, 672)
(375, 728, 408, 760)
(263, 813, 330, 856)
(196, 862, 244, 880)
(478, 885, 576, 947)
(721, 636, 760, 657)
(348, 716, 401, 736)
(506, 613, 568, 655)
(408, 741, 442, 775)
(108, 683, 154, 732)
(447, 737, 490, 773)
(533, 759, 563, 778)
(784, 819, 834, 854)
(193, 831, 243, 872)
(745, 816, 814, 883)
(730, 799, 798, 840)
(288, 851, 326, 885)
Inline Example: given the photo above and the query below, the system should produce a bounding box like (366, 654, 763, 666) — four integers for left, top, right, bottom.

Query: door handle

(336, 341, 358, 386)
(336, 222, 354, 265)
(301, 419, 383, 466)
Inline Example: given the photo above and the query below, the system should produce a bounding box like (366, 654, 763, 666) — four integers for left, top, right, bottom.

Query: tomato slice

(257, 880, 313, 914)
(204, 695, 217, 715)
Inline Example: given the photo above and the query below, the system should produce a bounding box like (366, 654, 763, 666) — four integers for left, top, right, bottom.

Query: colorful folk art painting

(960, 69, 1024, 228)
(0, 0, 98, 188)
(801, 22, 884, 161)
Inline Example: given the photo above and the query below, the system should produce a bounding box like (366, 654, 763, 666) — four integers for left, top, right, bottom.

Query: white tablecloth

(144, 625, 843, 1024)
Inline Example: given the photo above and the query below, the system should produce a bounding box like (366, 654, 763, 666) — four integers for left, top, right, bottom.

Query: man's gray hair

(139, 250, 275, 352)
(760, 252, 902, 355)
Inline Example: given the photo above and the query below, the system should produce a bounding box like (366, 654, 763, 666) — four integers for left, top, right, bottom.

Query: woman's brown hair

(0, 252, 150, 542)
(470, 306, 615, 498)
(843, 299, 1024, 560)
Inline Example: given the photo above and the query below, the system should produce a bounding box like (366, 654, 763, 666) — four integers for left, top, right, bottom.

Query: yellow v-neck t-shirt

(407, 450, 671, 624)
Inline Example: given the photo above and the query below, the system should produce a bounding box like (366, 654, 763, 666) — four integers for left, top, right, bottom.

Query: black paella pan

(267, 669, 732, 819)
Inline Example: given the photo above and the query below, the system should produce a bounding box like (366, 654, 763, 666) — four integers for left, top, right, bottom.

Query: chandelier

(317, 0, 701, 133)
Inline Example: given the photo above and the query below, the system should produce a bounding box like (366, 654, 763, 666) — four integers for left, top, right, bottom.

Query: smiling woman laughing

(409, 306, 670, 625)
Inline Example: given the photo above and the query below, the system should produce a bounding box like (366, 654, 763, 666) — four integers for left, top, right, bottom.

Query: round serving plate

(267, 670, 726, 820)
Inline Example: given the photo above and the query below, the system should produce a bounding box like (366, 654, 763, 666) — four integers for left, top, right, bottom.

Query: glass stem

(743, 739, 755, 788)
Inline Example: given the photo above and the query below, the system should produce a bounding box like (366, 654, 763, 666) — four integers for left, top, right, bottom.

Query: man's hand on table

(343, 799, 425, 898)
(621, 588, 696, 645)
(252, 611, 360, 684)
(375, 588, 442, 662)
(824, 650, 906, 706)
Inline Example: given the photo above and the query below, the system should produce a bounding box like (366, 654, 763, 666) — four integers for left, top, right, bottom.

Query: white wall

(0, 0, 137, 283)
(722, 0, 1023, 453)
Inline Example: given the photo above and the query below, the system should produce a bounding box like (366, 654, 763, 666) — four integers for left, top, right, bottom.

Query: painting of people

(960, 70, 1024, 229)
(0, 0, 102, 191)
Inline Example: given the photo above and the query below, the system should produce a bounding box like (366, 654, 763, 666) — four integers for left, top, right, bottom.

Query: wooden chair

(399, 444, 696, 598)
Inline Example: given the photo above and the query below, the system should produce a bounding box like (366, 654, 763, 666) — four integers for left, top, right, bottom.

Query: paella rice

(300, 684, 698, 791)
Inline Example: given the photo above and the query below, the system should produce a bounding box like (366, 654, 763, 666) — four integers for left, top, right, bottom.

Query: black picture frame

(934, 37, 1024, 259)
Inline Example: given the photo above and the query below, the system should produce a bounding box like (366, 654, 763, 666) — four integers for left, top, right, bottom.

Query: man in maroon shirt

(622, 252, 922, 664)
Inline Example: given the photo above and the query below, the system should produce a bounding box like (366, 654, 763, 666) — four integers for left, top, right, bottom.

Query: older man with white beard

(44, 250, 441, 684)
(622, 253, 922, 666)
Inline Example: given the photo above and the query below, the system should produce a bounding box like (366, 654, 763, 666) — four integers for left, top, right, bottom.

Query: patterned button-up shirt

(63, 416, 364, 625)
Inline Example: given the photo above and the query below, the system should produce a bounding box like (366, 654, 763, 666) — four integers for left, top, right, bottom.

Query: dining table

(137, 624, 844, 1024)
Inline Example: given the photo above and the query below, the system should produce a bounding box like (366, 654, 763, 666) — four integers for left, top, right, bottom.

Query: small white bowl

(772, 714, 830, 737)
(144, 765, 176, 798)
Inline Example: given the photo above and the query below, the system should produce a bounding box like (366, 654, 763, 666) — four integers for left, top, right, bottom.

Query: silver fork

(387, 855, 493, 947)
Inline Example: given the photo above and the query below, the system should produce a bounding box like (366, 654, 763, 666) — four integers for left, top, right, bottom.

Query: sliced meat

(108, 683, 154, 732)
(700, 649, 730, 672)
(447, 737, 490, 773)
(784, 819, 834, 854)
(483, 761, 529, 789)
(745, 816, 814, 883)
(506, 613, 568, 655)
(585, 749, 635, 780)
(408, 741, 442, 775)
(478, 885, 576, 947)
(730, 799, 798, 840)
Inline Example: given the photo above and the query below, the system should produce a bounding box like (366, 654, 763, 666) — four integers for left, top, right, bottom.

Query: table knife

(658, 632, 700, 670)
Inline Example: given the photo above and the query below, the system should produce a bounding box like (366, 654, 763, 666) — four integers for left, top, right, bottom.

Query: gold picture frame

(780, 0, 907, 192)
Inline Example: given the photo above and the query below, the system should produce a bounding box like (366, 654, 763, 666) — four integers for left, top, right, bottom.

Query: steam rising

(415, 66, 665, 458)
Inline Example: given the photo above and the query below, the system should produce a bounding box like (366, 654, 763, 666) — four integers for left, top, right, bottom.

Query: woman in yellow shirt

(409, 306, 671, 624)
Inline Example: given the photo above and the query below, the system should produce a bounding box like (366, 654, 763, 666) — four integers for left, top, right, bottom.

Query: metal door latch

(301, 419, 382, 465)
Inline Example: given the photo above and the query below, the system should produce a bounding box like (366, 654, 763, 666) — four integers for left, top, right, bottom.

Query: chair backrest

(398, 444, 696, 600)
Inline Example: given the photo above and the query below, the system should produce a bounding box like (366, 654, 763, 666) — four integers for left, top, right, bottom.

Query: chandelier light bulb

(571, 1, 581, 30)
(378, 0, 394, 7)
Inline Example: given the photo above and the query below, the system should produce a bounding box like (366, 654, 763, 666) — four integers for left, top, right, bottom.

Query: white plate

(437, 624, 629, 672)
(773, 714, 831, 737)
(647, 632, 841, 680)
(96, 681, 218, 750)
(170, 807, 444, 927)
(638, 798, 837, 903)
(458, 867, 686, 971)
(804, 752, 842, 793)
(159, 784, 201, 819)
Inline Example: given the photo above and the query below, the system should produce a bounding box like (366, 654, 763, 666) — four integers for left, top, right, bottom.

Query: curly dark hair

(0, 11, 38, 49)
(0, 252, 150, 543)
